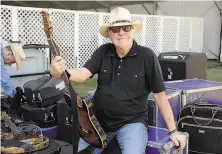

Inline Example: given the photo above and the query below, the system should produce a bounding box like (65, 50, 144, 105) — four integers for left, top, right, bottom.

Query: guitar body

(41, 11, 107, 149)
(64, 94, 107, 148)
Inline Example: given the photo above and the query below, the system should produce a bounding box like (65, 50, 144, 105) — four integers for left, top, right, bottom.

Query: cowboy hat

(7, 42, 26, 70)
(99, 7, 143, 38)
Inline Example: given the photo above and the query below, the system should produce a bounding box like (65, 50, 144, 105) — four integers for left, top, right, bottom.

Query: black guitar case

(56, 97, 73, 144)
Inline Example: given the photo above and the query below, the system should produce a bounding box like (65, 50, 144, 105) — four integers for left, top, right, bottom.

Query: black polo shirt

(84, 40, 166, 132)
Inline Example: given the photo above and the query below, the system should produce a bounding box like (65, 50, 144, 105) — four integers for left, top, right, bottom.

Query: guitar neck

(41, 11, 71, 91)
(47, 40, 70, 89)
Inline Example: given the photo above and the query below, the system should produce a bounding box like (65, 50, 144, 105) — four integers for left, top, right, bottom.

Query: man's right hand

(50, 56, 67, 78)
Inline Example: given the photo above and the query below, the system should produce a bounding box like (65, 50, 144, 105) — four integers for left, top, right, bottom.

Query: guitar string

(3, 117, 24, 135)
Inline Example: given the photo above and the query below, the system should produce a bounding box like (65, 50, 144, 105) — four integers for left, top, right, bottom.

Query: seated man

(50, 7, 187, 154)
(1, 39, 25, 98)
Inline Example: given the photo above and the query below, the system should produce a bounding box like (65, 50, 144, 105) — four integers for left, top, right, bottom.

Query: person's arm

(50, 57, 92, 83)
(50, 45, 103, 83)
(66, 67, 92, 83)
(148, 51, 186, 152)
(154, 92, 176, 131)
(148, 51, 176, 131)
(156, 92, 186, 151)
(1, 42, 16, 97)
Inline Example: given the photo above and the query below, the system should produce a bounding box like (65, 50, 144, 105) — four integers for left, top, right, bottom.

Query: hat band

(110, 20, 132, 25)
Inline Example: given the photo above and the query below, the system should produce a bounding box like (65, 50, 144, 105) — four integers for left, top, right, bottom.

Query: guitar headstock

(41, 11, 53, 40)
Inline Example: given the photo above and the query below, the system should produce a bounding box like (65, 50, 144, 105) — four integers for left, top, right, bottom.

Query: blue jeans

(77, 122, 148, 154)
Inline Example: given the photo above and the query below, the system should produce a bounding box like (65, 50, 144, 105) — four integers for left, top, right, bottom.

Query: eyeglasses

(108, 25, 133, 33)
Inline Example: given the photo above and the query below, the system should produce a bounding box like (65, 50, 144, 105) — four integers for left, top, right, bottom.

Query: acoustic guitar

(41, 11, 107, 149)
(1, 112, 49, 154)
(1, 112, 27, 140)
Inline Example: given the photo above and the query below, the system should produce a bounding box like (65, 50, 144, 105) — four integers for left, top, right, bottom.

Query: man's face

(108, 25, 136, 48)
(4, 48, 15, 65)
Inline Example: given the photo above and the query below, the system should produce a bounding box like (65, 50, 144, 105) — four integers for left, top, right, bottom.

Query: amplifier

(158, 52, 207, 81)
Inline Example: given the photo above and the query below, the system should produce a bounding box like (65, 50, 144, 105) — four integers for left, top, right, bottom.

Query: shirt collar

(107, 40, 138, 57)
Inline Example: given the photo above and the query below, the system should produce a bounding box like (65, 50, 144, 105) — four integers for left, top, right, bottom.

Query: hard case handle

(194, 102, 219, 107)
(191, 107, 217, 126)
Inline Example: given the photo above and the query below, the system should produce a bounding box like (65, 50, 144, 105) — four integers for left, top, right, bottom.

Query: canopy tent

(1, 1, 156, 13)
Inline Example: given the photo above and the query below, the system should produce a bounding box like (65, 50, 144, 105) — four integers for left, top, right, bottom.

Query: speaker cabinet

(158, 52, 207, 81)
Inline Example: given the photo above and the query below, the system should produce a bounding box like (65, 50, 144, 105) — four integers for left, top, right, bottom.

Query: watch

(169, 129, 177, 135)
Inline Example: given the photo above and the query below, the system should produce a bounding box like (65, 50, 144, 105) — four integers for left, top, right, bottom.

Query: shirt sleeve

(83, 45, 104, 77)
(1, 40, 16, 97)
(149, 51, 166, 93)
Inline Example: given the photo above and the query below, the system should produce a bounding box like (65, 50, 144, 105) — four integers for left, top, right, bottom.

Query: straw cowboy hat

(99, 7, 143, 38)
(5, 41, 26, 70)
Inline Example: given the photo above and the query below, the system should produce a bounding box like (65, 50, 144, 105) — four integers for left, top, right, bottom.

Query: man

(50, 7, 186, 154)
(1, 39, 26, 98)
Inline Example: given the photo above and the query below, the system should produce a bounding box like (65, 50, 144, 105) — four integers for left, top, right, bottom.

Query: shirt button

(120, 60, 122, 62)
(135, 75, 137, 77)
(119, 66, 121, 68)
(117, 73, 120, 75)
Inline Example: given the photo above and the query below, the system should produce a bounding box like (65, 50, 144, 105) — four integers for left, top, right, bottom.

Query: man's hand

(170, 131, 187, 152)
(50, 56, 67, 78)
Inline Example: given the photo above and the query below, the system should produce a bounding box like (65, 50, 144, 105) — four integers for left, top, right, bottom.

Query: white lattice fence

(50, 9, 76, 69)
(178, 18, 191, 52)
(1, 7, 12, 41)
(1, 5, 203, 70)
(131, 15, 144, 45)
(78, 12, 100, 67)
(144, 16, 162, 55)
(162, 17, 178, 53)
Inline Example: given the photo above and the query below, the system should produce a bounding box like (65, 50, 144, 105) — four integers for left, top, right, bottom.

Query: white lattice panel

(144, 16, 161, 55)
(17, 8, 47, 45)
(162, 17, 178, 53)
(50, 10, 76, 69)
(178, 18, 191, 52)
(1, 7, 12, 41)
(16, 8, 50, 71)
(78, 13, 100, 67)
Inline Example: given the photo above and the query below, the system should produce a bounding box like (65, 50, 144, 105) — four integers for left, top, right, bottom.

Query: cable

(18, 124, 43, 141)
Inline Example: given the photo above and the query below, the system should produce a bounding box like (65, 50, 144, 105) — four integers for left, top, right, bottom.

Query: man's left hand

(170, 131, 187, 152)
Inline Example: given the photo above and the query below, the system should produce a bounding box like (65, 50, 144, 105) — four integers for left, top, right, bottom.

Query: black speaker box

(158, 52, 207, 81)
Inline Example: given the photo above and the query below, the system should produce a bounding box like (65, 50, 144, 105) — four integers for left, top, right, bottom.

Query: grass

(71, 78, 97, 96)
(206, 60, 222, 82)
(72, 60, 222, 96)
